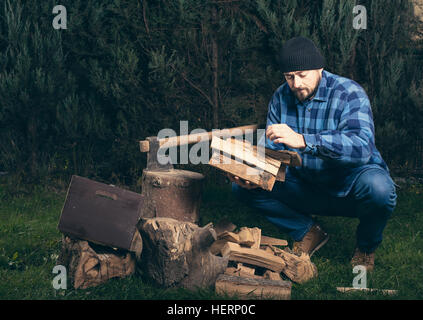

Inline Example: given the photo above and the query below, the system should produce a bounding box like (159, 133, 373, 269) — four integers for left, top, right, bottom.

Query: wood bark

(56, 236, 135, 289)
(215, 274, 291, 300)
(138, 217, 228, 290)
(140, 169, 204, 223)
(260, 235, 288, 247)
(270, 246, 318, 284)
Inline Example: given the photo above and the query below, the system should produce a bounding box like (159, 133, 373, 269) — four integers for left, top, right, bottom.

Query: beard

(293, 73, 321, 102)
(294, 86, 318, 102)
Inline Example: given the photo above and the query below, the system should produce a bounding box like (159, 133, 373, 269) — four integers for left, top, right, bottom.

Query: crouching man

(229, 37, 397, 271)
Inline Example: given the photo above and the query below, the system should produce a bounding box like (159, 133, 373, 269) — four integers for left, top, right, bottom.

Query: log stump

(138, 217, 228, 290)
(140, 169, 205, 223)
(56, 235, 135, 289)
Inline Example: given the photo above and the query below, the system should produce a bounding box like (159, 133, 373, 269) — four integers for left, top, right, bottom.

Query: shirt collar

(290, 70, 329, 105)
(313, 70, 328, 102)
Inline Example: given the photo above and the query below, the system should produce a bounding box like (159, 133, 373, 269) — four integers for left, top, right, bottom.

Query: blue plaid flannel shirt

(260, 70, 389, 197)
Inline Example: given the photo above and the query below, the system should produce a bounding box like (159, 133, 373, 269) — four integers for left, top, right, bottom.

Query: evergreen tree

(0, 0, 421, 183)
(0, 0, 79, 179)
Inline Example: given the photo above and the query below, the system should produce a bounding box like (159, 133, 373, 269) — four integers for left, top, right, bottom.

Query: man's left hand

(266, 124, 306, 149)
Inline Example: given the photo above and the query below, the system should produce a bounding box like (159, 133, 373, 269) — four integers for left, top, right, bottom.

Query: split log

(221, 242, 285, 273)
(213, 218, 237, 236)
(210, 136, 281, 175)
(238, 227, 261, 248)
(209, 150, 276, 191)
(217, 231, 240, 243)
(56, 235, 135, 289)
(260, 235, 288, 247)
(222, 242, 317, 284)
(236, 263, 261, 279)
(140, 169, 204, 223)
(138, 217, 228, 290)
(264, 270, 283, 281)
(270, 246, 318, 284)
(208, 137, 302, 191)
(224, 265, 262, 279)
(215, 274, 291, 300)
(215, 227, 261, 248)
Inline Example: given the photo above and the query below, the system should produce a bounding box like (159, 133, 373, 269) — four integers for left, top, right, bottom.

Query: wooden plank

(224, 266, 263, 279)
(237, 263, 256, 275)
(217, 231, 240, 243)
(215, 274, 291, 300)
(209, 151, 276, 191)
(259, 147, 302, 167)
(260, 147, 291, 166)
(275, 165, 287, 182)
(213, 219, 237, 236)
(249, 227, 261, 249)
(264, 270, 283, 281)
(238, 227, 255, 247)
(221, 242, 286, 273)
(58, 175, 144, 252)
(211, 136, 280, 175)
(238, 227, 261, 249)
(286, 150, 302, 167)
(231, 139, 282, 169)
(140, 124, 259, 152)
(260, 235, 288, 247)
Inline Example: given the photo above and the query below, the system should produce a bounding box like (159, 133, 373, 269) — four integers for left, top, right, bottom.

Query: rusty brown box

(58, 175, 143, 253)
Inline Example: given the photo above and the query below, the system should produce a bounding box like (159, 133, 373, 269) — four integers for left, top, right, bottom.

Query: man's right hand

(226, 173, 259, 190)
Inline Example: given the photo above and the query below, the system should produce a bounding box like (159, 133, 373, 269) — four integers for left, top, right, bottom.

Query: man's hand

(266, 124, 306, 149)
(227, 173, 259, 190)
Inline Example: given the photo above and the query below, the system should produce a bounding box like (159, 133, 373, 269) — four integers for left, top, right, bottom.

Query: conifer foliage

(0, 0, 421, 183)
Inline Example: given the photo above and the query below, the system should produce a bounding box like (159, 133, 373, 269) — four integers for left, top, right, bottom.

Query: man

(229, 36, 397, 271)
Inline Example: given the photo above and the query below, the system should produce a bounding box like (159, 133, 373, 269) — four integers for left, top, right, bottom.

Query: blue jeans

(231, 168, 397, 253)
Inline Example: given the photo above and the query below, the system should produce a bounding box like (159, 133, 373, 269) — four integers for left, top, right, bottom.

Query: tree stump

(140, 169, 205, 223)
(138, 217, 228, 290)
(56, 235, 135, 289)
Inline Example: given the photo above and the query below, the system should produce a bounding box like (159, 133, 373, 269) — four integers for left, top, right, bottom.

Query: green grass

(1, 178, 422, 300)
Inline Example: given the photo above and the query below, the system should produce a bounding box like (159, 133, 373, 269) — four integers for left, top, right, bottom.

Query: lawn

(0, 176, 422, 300)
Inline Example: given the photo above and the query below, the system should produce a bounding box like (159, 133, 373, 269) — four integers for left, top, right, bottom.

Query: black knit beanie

(279, 37, 325, 73)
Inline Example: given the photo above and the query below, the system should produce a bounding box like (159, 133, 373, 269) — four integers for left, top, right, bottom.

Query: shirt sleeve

(301, 94, 375, 166)
(264, 92, 286, 151)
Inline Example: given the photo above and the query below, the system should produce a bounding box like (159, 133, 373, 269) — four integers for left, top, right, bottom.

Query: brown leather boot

(350, 247, 375, 272)
(292, 224, 329, 257)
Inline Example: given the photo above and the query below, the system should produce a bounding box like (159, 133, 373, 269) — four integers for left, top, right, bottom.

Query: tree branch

(169, 64, 214, 108)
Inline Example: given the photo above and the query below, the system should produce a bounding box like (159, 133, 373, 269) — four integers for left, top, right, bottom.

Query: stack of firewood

(210, 223, 317, 300)
(56, 176, 318, 296)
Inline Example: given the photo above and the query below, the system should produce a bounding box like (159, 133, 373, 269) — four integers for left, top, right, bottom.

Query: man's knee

(354, 169, 397, 214)
(231, 182, 271, 206)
